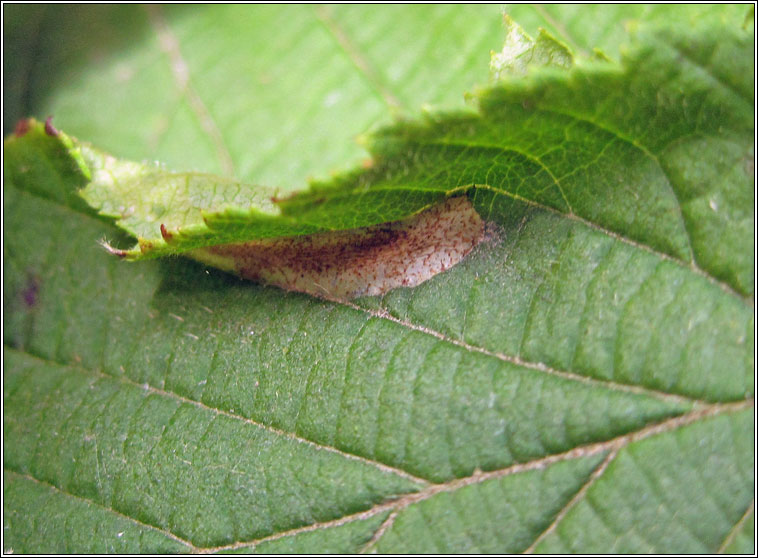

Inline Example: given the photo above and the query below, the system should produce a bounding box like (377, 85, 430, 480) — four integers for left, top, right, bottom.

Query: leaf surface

(3, 5, 754, 554)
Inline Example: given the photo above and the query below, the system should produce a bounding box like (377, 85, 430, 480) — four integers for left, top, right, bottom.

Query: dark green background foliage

(3, 4, 754, 554)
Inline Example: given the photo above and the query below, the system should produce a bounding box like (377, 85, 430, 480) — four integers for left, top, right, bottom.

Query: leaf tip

(44, 116, 59, 137)
(160, 223, 174, 243)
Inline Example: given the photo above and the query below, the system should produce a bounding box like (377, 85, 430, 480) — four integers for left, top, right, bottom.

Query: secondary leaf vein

(3, 469, 197, 552)
(532, 105, 696, 265)
(717, 499, 755, 553)
(313, 5, 404, 113)
(5, 345, 429, 487)
(144, 4, 236, 177)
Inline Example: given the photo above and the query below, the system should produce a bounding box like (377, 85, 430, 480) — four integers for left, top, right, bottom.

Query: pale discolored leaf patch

(190, 196, 485, 299)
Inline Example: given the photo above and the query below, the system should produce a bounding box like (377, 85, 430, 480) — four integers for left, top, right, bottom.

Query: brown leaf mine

(191, 196, 484, 299)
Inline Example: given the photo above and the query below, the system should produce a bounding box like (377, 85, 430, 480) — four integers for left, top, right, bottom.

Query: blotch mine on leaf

(189, 196, 485, 299)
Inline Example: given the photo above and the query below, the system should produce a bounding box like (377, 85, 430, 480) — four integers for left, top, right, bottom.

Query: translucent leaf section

(14, 5, 505, 187)
(490, 15, 573, 79)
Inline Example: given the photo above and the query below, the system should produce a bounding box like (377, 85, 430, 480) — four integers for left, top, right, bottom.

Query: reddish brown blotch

(190, 196, 484, 299)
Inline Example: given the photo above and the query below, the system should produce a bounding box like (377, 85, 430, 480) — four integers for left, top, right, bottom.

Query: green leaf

(531, 409, 753, 553)
(3, 470, 189, 554)
(4, 5, 754, 554)
(719, 507, 755, 555)
(29, 7, 753, 300)
(292, 17, 753, 296)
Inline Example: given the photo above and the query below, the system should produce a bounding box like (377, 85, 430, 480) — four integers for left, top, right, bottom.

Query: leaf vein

(426, 138, 574, 213)
(185, 400, 752, 552)
(339, 297, 707, 406)
(522, 449, 618, 553)
(358, 509, 398, 554)
(144, 5, 235, 177)
(665, 39, 753, 108)
(334, 316, 373, 449)
(313, 5, 404, 113)
(3, 468, 197, 551)
(717, 499, 755, 553)
(5, 344, 429, 486)
(529, 105, 696, 265)
(370, 328, 412, 463)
